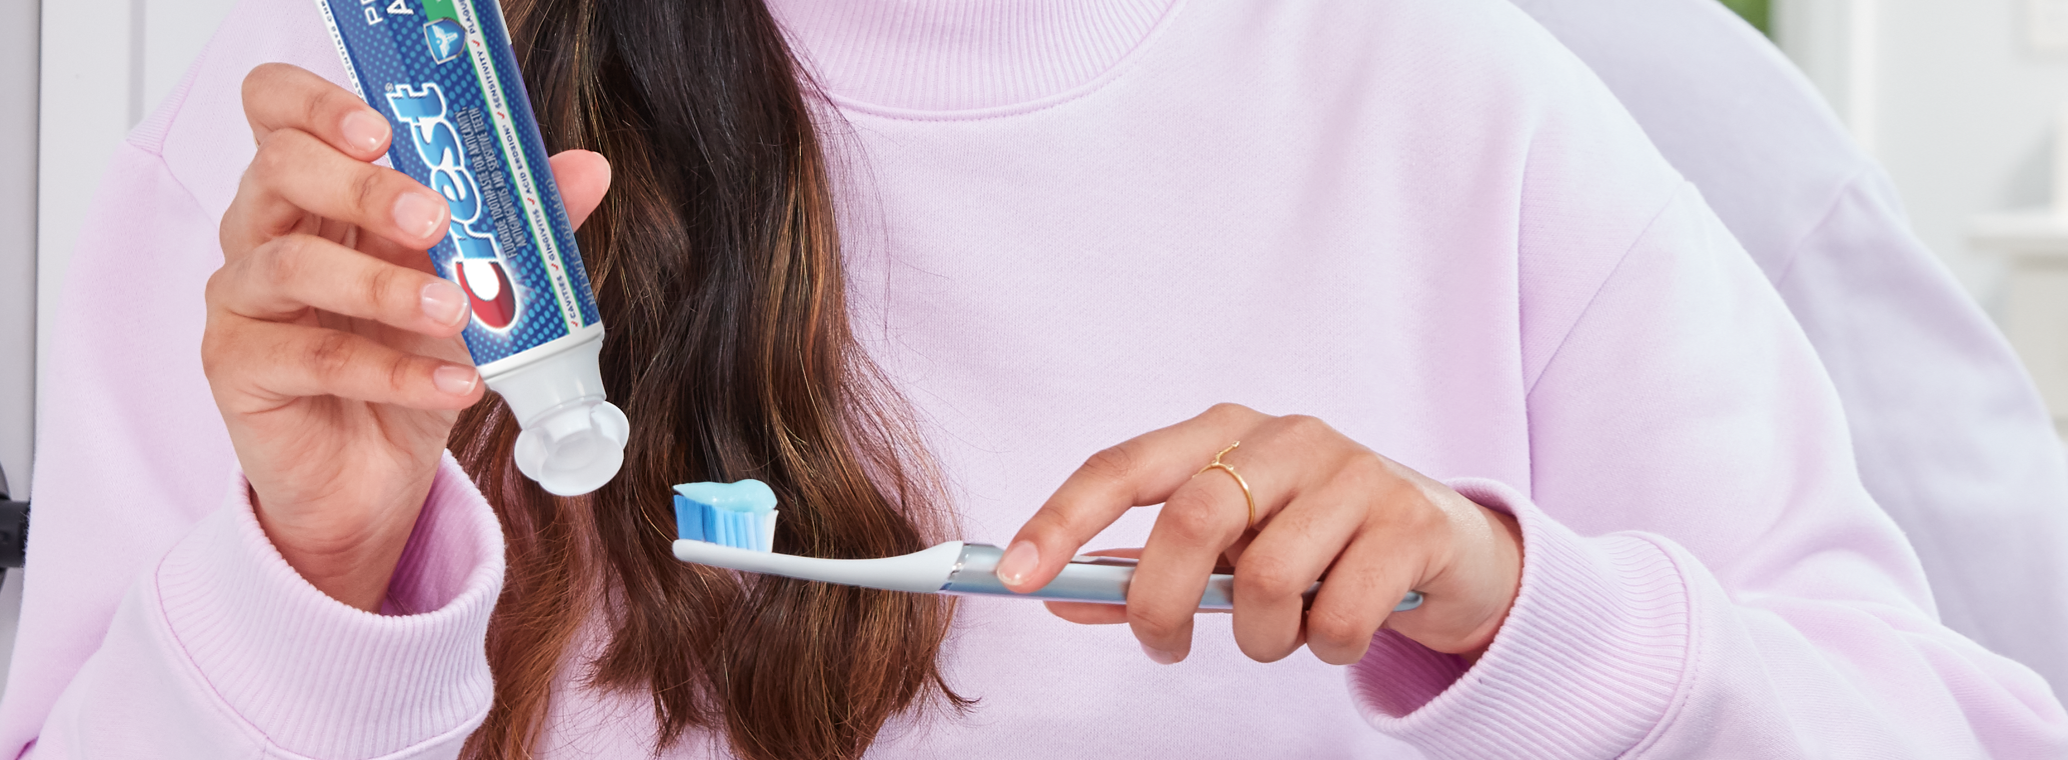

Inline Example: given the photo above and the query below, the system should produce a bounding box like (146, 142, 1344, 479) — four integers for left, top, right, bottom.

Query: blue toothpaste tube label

(315, 0, 602, 371)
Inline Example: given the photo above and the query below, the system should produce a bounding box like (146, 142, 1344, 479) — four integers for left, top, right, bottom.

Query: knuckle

(198, 327, 231, 378)
(350, 167, 388, 217)
(1203, 402, 1255, 424)
(1305, 606, 1368, 653)
(254, 237, 295, 287)
(1411, 498, 1455, 538)
(1235, 553, 1305, 599)
(1395, 481, 1454, 533)
(303, 85, 351, 135)
(1163, 489, 1239, 545)
(384, 353, 418, 395)
(1275, 414, 1336, 446)
(362, 262, 404, 314)
(303, 331, 357, 377)
(219, 195, 254, 254)
(1283, 413, 1331, 436)
(1080, 445, 1138, 482)
(1125, 607, 1181, 643)
(1336, 451, 1393, 495)
(250, 134, 284, 178)
(249, 132, 304, 189)
(203, 266, 233, 307)
(242, 64, 286, 107)
(311, 87, 359, 128)
(1020, 507, 1081, 546)
(258, 237, 309, 290)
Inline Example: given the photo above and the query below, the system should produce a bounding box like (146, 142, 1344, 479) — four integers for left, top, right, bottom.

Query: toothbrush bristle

(672, 480, 780, 552)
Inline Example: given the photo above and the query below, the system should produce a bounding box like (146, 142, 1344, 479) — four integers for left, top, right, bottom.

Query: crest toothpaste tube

(316, 0, 628, 496)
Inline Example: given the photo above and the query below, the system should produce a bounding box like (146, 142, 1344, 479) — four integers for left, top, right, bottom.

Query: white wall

(4, 3, 37, 499)
(1879, 0, 2068, 300)
(1777, 0, 2068, 303)
(0, 0, 38, 698)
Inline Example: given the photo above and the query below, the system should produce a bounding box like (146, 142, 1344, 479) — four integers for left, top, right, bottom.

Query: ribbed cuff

(1348, 478, 1690, 759)
(153, 454, 504, 759)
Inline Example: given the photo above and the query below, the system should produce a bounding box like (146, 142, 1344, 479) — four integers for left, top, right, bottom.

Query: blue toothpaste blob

(318, 0, 626, 496)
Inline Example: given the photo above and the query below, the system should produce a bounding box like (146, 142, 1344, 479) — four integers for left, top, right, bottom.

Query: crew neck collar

(766, 0, 1180, 115)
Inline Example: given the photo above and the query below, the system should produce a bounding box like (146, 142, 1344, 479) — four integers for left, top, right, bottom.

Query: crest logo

(423, 18, 465, 64)
(386, 82, 519, 330)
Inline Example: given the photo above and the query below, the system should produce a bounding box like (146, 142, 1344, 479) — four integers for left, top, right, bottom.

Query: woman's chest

(835, 125, 1539, 549)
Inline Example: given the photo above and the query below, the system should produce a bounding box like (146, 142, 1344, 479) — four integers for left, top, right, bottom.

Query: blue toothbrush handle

(941, 544, 1424, 612)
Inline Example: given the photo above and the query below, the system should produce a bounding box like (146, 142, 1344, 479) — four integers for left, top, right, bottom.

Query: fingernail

(392, 192, 446, 241)
(1141, 643, 1181, 665)
(421, 281, 468, 326)
(433, 365, 478, 396)
(997, 541, 1040, 588)
(341, 109, 390, 154)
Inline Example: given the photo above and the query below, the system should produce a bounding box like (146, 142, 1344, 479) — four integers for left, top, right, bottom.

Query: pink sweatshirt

(7, 0, 2066, 757)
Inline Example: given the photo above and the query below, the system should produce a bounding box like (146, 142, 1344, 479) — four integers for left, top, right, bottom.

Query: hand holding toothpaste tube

(203, 64, 611, 611)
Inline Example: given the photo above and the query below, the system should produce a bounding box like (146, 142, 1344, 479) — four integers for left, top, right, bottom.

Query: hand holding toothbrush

(1000, 403, 1525, 665)
(202, 64, 611, 611)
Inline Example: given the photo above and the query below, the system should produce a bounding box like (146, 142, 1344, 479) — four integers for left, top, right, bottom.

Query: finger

(1080, 547, 1143, 559)
(1304, 516, 1429, 665)
(1037, 547, 1143, 624)
(205, 320, 482, 412)
(1045, 598, 1233, 624)
(354, 227, 445, 273)
(1127, 414, 1353, 663)
(549, 150, 612, 230)
(243, 63, 391, 160)
(226, 128, 450, 256)
(1043, 601, 1131, 625)
(210, 234, 471, 335)
(1228, 465, 1377, 663)
(1001, 403, 1267, 593)
(1044, 543, 1226, 624)
(1126, 432, 1318, 663)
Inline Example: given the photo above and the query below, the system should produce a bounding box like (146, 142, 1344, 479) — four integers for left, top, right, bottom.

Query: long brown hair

(449, 1, 963, 757)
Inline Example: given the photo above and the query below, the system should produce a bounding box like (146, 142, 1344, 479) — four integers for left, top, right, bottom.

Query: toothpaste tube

(316, 0, 627, 496)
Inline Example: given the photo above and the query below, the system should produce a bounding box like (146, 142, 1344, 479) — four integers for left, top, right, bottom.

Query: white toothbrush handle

(944, 544, 1425, 612)
(671, 539, 966, 593)
(671, 540, 1424, 612)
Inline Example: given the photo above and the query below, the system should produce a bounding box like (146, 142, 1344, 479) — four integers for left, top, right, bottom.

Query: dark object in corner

(0, 463, 28, 569)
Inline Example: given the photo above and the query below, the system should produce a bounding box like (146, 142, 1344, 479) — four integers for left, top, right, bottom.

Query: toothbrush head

(673, 480, 780, 552)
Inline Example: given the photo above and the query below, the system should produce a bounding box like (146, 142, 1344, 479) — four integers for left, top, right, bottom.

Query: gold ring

(1198, 441, 1257, 529)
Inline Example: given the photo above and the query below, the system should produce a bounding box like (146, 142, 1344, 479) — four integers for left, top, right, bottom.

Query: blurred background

(3, 0, 2068, 686)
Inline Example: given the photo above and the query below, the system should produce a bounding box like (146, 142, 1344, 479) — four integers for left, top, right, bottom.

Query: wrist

(1387, 481, 1525, 658)
(250, 480, 429, 611)
(1458, 505, 1523, 660)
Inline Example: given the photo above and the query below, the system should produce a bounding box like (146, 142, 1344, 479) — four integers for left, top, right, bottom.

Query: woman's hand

(999, 403, 1524, 665)
(204, 64, 611, 611)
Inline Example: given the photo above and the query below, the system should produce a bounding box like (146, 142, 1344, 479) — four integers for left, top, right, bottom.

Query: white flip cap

(486, 333, 630, 496)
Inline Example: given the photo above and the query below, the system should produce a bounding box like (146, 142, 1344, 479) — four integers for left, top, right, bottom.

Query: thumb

(548, 149, 612, 230)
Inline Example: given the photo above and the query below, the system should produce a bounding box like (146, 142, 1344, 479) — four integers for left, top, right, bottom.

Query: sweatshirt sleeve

(31, 459, 502, 760)
(1346, 184, 2068, 758)
(0, 132, 505, 758)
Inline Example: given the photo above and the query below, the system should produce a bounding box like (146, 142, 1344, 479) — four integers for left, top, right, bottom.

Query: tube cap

(484, 333, 629, 496)
(511, 400, 630, 496)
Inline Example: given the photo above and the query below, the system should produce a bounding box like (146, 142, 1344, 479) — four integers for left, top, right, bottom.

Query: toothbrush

(671, 480, 1424, 612)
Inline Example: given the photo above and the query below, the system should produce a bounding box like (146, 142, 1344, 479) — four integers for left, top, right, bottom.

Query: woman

(3, 0, 2062, 757)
